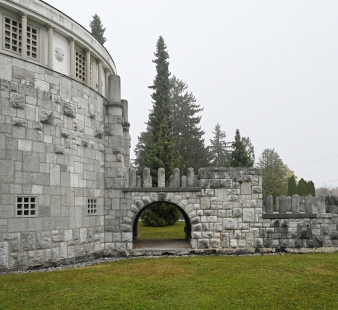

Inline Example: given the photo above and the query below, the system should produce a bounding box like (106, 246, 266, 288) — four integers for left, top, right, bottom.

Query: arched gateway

(131, 200, 192, 241)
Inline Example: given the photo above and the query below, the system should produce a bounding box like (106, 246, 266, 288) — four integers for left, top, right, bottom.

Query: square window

(87, 198, 97, 215)
(16, 196, 38, 217)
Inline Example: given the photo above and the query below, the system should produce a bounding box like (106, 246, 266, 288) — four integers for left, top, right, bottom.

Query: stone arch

(132, 201, 192, 241)
(126, 192, 196, 243)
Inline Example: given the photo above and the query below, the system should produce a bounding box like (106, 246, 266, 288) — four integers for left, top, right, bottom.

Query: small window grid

(27, 26, 38, 59)
(16, 196, 37, 217)
(87, 198, 97, 214)
(4, 17, 22, 54)
(4, 16, 39, 60)
(76, 50, 86, 82)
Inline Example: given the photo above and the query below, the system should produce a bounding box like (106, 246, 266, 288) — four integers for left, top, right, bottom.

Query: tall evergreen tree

(241, 136, 255, 164)
(297, 178, 307, 196)
(146, 118, 180, 186)
(308, 181, 316, 196)
(135, 37, 180, 227)
(170, 76, 208, 172)
(227, 129, 254, 167)
(287, 175, 298, 196)
(89, 14, 106, 45)
(148, 36, 172, 144)
(208, 123, 229, 166)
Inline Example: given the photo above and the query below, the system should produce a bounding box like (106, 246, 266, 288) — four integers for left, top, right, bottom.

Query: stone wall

(1, 51, 338, 270)
(105, 167, 338, 255)
(0, 53, 106, 269)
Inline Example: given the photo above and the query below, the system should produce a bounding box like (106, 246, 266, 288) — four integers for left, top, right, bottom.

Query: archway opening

(132, 201, 191, 250)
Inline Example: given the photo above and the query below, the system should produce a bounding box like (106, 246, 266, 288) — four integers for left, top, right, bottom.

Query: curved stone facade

(0, 0, 116, 99)
(0, 53, 108, 268)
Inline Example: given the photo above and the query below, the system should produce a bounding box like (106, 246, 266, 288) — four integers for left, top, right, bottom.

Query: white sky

(46, 0, 338, 188)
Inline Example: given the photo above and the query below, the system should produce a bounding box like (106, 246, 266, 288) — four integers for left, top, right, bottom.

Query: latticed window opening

(4, 16, 38, 59)
(4, 17, 22, 54)
(16, 197, 37, 217)
(27, 26, 38, 59)
(76, 50, 86, 82)
(87, 198, 97, 214)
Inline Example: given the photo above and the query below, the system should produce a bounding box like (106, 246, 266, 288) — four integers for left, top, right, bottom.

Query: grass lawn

(138, 220, 186, 239)
(1, 253, 338, 309)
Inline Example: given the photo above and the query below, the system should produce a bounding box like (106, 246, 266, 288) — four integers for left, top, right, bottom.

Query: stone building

(0, 0, 338, 270)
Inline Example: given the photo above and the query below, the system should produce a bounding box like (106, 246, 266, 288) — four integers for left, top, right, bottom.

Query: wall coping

(262, 213, 325, 219)
(123, 187, 202, 192)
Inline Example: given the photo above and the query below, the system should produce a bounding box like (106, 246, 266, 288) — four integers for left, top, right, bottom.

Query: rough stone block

(10, 93, 25, 109)
(40, 110, 53, 123)
(0, 242, 9, 269)
(241, 182, 252, 195)
(13, 118, 27, 127)
(198, 239, 209, 249)
(36, 231, 52, 249)
(243, 209, 254, 222)
(224, 218, 237, 229)
(22, 232, 35, 251)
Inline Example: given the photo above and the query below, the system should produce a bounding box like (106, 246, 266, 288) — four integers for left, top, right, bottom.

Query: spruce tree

(148, 36, 172, 144)
(146, 118, 180, 186)
(208, 123, 229, 166)
(227, 129, 254, 167)
(287, 175, 298, 196)
(136, 37, 180, 227)
(170, 76, 208, 172)
(297, 178, 307, 196)
(89, 14, 107, 45)
(241, 136, 255, 164)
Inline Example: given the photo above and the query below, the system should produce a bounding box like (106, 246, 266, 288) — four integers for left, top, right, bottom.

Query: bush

(141, 203, 181, 227)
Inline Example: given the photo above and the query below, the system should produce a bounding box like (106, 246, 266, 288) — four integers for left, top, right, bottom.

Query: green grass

(1, 253, 338, 309)
(138, 220, 186, 239)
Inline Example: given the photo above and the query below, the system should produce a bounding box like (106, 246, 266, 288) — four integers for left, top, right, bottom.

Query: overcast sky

(46, 0, 338, 188)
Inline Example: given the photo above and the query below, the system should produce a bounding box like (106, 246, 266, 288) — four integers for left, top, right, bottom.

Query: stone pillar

(317, 197, 326, 213)
(104, 75, 127, 249)
(181, 175, 187, 188)
(129, 168, 136, 187)
(121, 100, 130, 168)
(91, 60, 97, 89)
(104, 75, 125, 188)
(313, 197, 318, 214)
(169, 175, 174, 188)
(143, 168, 152, 188)
(98, 60, 103, 95)
(279, 195, 287, 213)
(265, 195, 273, 213)
(299, 197, 305, 212)
(286, 196, 292, 212)
(194, 175, 198, 187)
(305, 195, 313, 213)
(69, 38, 75, 78)
(292, 194, 300, 213)
(173, 168, 180, 187)
(105, 70, 110, 98)
(20, 12, 28, 61)
(47, 25, 54, 69)
(158, 168, 165, 188)
(276, 196, 280, 212)
(187, 168, 195, 187)
(136, 176, 141, 187)
(86, 50, 91, 86)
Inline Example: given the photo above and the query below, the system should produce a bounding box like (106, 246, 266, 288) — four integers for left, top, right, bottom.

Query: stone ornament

(54, 47, 64, 62)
